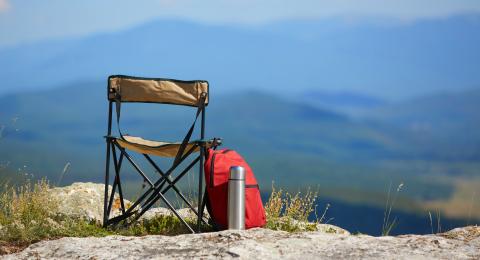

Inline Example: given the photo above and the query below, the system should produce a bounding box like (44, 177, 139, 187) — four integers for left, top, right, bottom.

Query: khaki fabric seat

(116, 135, 215, 157)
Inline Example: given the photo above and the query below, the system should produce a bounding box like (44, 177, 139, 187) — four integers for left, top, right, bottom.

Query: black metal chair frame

(103, 90, 217, 233)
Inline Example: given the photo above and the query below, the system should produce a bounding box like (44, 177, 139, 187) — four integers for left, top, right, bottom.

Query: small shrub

(0, 179, 59, 243)
(264, 185, 326, 232)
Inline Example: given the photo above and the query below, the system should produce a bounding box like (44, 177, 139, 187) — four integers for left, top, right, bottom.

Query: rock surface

(3, 226, 479, 259)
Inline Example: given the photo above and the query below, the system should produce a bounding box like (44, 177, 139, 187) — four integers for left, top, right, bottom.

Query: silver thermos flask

(228, 166, 245, 230)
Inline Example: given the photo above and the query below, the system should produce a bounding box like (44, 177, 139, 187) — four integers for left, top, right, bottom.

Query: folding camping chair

(103, 75, 220, 233)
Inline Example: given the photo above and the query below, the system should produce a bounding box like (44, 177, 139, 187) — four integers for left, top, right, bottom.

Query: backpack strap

(171, 92, 207, 168)
(114, 92, 125, 139)
(203, 189, 223, 231)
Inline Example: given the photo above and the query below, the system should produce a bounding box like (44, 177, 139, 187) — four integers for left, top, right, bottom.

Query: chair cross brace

(104, 138, 209, 233)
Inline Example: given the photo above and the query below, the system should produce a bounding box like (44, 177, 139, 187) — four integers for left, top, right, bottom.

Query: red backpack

(204, 149, 266, 230)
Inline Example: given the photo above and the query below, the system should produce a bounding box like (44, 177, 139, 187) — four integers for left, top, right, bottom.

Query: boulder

(49, 182, 131, 222)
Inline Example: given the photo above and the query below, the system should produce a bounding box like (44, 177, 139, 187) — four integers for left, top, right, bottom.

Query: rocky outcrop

(49, 182, 349, 235)
(6, 182, 473, 259)
(3, 226, 479, 259)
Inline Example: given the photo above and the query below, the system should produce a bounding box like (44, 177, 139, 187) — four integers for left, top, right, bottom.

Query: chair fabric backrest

(108, 75, 209, 107)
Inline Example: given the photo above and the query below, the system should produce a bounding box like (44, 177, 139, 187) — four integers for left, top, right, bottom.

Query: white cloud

(0, 0, 10, 12)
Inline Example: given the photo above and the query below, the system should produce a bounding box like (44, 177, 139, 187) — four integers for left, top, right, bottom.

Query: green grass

(1, 179, 324, 255)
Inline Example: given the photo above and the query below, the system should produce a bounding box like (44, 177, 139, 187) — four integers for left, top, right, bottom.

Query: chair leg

(197, 146, 205, 232)
(103, 139, 111, 227)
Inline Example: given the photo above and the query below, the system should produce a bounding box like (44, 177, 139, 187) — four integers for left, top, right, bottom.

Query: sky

(0, 0, 479, 99)
(1, 0, 480, 47)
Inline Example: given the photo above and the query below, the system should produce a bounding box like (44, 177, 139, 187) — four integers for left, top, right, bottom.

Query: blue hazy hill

(0, 82, 478, 193)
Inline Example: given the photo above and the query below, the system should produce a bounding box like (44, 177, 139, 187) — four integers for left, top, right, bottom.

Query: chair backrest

(108, 75, 209, 107)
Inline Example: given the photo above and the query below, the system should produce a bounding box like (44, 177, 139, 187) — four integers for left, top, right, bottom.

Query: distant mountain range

(0, 15, 479, 99)
(0, 83, 479, 218)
